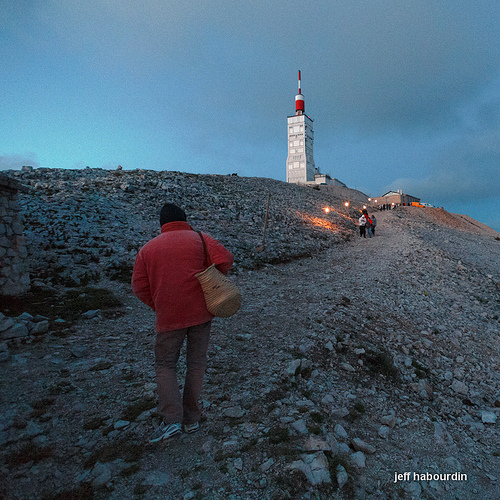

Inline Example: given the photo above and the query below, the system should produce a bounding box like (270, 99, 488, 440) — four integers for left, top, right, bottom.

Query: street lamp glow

(323, 207, 330, 213)
(344, 202, 349, 207)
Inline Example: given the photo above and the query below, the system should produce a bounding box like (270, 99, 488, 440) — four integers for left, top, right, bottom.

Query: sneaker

(149, 422, 181, 443)
(182, 422, 199, 434)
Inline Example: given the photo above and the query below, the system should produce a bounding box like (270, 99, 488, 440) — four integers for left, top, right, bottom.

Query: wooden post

(262, 193, 271, 247)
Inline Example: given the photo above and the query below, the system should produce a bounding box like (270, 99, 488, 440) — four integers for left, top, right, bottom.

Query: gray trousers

(154, 321, 212, 425)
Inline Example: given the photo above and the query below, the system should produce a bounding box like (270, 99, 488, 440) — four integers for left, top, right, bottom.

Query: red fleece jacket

(131, 221, 234, 331)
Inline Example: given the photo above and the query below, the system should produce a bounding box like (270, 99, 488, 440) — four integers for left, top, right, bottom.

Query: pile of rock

(4, 167, 364, 289)
(0, 312, 50, 339)
(0, 311, 50, 362)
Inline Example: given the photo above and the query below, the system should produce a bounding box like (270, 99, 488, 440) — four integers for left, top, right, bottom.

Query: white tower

(286, 70, 315, 184)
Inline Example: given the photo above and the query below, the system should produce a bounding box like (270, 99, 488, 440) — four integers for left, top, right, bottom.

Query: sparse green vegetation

(120, 463, 141, 477)
(62, 287, 123, 320)
(83, 439, 144, 469)
(328, 456, 351, 480)
(310, 411, 325, 424)
(353, 402, 366, 414)
(90, 360, 113, 372)
(29, 398, 56, 419)
(83, 416, 108, 431)
(308, 424, 322, 435)
(5, 442, 54, 466)
(412, 359, 430, 379)
(268, 426, 290, 444)
(274, 470, 310, 498)
(364, 349, 399, 380)
(133, 483, 149, 497)
(120, 368, 138, 382)
(121, 398, 156, 422)
(41, 483, 94, 500)
(48, 380, 75, 395)
(108, 263, 133, 283)
(0, 285, 123, 323)
(239, 438, 259, 453)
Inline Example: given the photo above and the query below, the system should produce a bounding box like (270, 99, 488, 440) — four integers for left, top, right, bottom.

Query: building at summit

(286, 71, 343, 187)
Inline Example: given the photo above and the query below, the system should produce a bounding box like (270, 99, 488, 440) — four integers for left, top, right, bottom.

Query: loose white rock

(352, 438, 375, 454)
(350, 451, 366, 468)
(481, 411, 497, 424)
(336, 464, 348, 488)
(334, 424, 348, 439)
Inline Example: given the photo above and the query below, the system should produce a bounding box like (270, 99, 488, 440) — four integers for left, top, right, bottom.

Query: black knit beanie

(160, 203, 187, 226)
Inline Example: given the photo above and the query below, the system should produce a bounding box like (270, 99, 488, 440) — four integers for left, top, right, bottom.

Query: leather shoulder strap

(197, 231, 211, 267)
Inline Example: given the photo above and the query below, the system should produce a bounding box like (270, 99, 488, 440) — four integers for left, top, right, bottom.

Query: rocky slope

(5, 167, 361, 289)
(1, 168, 499, 500)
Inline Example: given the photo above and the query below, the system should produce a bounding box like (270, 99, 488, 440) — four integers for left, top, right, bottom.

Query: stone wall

(0, 173, 30, 296)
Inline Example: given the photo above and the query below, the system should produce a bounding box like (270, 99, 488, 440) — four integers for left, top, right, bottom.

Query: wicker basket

(196, 264, 242, 318)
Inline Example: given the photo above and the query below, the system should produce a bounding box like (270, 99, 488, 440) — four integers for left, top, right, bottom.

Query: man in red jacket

(132, 203, 234, 443)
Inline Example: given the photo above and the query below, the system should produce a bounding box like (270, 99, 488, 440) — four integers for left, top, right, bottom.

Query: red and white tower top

(295, 70, 305, 115)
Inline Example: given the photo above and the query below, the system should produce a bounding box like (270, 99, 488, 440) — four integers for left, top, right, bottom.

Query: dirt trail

(1, 208, 499, 500)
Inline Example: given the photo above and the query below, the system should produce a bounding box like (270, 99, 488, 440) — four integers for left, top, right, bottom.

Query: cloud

(0, 154, 40, 171)
(386, 128, 500, 203)
(323, 1, 500, 131)
(27, 0, 217, 73)
(15, 1, 498, 130)
(2, 0, 500, 190)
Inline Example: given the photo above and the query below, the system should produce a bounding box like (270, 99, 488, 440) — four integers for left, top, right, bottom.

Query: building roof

(378, 190, 420, 202)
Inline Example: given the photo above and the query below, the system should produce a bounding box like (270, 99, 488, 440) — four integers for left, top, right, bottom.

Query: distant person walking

(371, 214, 377, 235)
(359, 212, 367, 238)
(132, 203, 234, 443)
(365, 212, 373, 238)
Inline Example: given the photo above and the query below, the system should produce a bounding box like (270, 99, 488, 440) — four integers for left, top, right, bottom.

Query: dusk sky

(2, 1, 500, 231)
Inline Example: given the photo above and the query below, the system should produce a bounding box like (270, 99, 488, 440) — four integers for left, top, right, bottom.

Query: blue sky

(1, 1, 499, 231)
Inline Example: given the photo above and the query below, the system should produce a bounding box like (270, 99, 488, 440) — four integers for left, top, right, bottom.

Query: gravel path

(1, 207, 499, 500)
